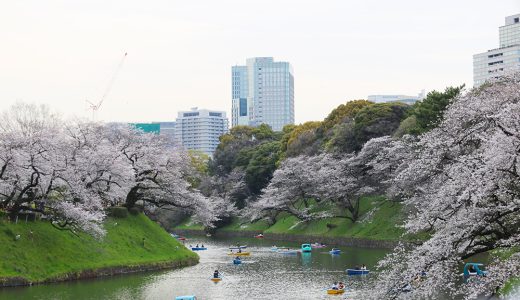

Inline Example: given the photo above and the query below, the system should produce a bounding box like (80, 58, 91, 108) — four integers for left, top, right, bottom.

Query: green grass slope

(175, 196, 406, 241)
(0, 213, 197, 282)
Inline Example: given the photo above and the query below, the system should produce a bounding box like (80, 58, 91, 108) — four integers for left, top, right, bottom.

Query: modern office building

(174, 108, 229, 156)
(473, 14, 520, 86)
(368, 90, 426, 105)
(232, 57, 294, 131)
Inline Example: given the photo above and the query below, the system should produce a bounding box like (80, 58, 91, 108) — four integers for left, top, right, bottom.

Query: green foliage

(285, 121, 323, 157)
(188, 150, 209, 175)
(210, 125, 277, 176)
(322, 100, 373, 130)
(0, 214, 197, 282)
(108, 207, 128, 218)
(245, 141, 282, 194)
(397, 85, 464, 136)
(329, 102, 410, 152)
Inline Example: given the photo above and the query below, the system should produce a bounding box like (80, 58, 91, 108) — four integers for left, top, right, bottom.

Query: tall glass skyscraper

(232, 57, 294, 131)
(473, 14, 520, 86)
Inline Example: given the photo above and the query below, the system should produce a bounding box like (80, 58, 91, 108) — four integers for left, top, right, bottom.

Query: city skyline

(1, 1, 519, 125)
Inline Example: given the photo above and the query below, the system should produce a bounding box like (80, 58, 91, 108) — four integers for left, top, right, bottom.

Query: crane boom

(86, 52, 127, 120)
(97, 52, 127, 110)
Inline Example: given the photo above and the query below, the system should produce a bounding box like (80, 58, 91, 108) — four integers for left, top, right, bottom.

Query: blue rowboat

(346, 269, 369, 275)
(191, 247, 207, 251)
(329, 248, 341, 255)
(233, 258, 242, 265)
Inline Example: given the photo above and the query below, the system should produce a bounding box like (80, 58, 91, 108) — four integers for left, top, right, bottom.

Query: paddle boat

(463, 263, 487, 282)
(228, 251, 250, 256)
(329, 248, 341, 255)
(233, 258, 242, 265)
(311, 242, 327, 248)
(346, 269, 370, 275)
(254, 234, 264, 238)
(191, 247, 207, 251)
(327, 288, 345, 295)
(175, 296, 197, 300)
(301, 243, 312, 253)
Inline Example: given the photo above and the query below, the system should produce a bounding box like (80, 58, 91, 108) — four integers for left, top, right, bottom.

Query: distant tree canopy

(209, 124, 281, 196)
(396, 85, 464, 136)
(328, 102, 410, 153)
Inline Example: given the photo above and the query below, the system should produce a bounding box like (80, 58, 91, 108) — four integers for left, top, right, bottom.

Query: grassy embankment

(0, 212, 197, 283)
(176, 196, 408, 241)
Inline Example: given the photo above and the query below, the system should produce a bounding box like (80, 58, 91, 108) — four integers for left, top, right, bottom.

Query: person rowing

(213, 270, 220, 278)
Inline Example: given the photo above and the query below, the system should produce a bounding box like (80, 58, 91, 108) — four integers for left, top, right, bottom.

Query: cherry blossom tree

(371, 74, 520, 299)
(0, 104, 225, 236)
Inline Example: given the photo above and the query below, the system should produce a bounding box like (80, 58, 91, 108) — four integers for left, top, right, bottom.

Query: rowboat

(278, 248, 298, 255)
(233, 258, 242, 265)
(228, 252, 250, 256)
(327, 288, 345, 295)
(311, 243, 327, 248)
(211, 277, 222, 282)
(329, 248, 341, 255)
(229, 245, 247, 250)
(346, 269, 369, 275)
(254, 234, 264, 238)
(191, 247, 207, 251)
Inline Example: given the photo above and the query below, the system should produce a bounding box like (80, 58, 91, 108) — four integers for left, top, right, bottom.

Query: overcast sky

(1, 0, 519, 124)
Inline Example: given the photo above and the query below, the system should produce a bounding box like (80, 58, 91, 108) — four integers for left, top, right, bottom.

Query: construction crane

(87, 52, 128, 120)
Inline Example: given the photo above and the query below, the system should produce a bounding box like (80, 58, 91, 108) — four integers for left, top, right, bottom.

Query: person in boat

(196, 244, 199, 248)
(355, 265, 361, 270)
(235, 256, 241, 261)
(361, 264, 367, 270)
(201, 244, 204, 248)
(331, 282, 339, 290)
(213, 270, 220, 278)
(468, 264, 476, 274)
(338, 282, 345, 290)
(238, 248, 242, 253)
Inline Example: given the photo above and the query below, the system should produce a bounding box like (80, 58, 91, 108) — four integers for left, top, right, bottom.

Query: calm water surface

(0, 236, 389, 300)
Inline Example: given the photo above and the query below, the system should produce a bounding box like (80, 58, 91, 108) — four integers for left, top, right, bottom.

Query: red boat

(254, 234, 264, 238)
(177, 237, 187, 241)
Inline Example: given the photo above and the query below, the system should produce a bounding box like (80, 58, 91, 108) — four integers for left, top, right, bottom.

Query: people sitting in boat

(354, 265, 361, 270)
(201, 244, 204, 248)
(235, 256, 240, 260)
(361, 264, 367, 270)
(238, 248, 242, 253)
(338, 282, 345, 290)
(468, 264, 476, 274)
(196, 244, 199, 248)
(331, 282, 339, 290)
(213, 270, 219, 278)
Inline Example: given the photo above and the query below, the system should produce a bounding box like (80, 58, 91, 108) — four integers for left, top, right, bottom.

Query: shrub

(128, 206, 141, 216)
(109, 207, 128, 218)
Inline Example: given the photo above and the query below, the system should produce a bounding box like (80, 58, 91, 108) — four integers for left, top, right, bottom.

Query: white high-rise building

(473, 14, 520, 86)
(174, 108, 229, 156)
(232, 57, 294, 131)
(368, 90, 426, 105)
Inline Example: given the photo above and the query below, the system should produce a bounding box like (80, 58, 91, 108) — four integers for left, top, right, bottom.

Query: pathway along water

(0, 236, 389, 299)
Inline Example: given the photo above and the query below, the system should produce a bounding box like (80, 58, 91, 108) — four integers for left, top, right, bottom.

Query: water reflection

(0, 237, 389, 300)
